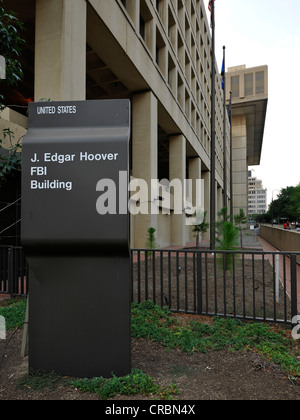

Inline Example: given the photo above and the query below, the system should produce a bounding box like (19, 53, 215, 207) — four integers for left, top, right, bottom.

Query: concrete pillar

(217, 185, 223, 213)
(189, 158, 202, 210)
(132, 92, 158, 249)
(202, 170, 210, 241)
(188, 157, 202, 242)
(232, 115, 248, 218)
(169, 135, 186, 247)
(35, 0, 86, 101)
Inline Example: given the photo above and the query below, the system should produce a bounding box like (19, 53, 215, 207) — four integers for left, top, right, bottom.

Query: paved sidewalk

(257, 235, 300, 314)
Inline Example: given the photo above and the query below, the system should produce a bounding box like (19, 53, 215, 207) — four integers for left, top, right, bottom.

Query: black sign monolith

(21, 99, 131, 378)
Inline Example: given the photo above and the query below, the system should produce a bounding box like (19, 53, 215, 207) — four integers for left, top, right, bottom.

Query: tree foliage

(234, 208, 247, 249)
(192, 210, 209, 249)
(0, 1, 24, 93)
(0, 1, 24, 184)
(269, 186, 300, 223)
(215, 208, 239, 271)
(0, 128, 22, 185)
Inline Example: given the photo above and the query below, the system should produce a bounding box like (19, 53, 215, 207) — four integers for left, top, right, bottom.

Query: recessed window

(244, 73, 253, 96)
(256, 71, 265, 94)
(231, 75, 239, 98)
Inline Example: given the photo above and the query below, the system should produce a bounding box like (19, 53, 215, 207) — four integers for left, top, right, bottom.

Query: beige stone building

(0, 0, 267, 248)
(225, 65, 268, 219)
(248, 170, 267, 216)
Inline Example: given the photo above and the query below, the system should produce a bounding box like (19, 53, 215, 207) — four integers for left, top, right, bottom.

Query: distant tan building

(1, 1, 267, 248)
(226, 65, 268, 219)
(248, 170, 267, 216)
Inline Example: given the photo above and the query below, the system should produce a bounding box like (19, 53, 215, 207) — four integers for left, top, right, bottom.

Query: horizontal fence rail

(131, 249, 300, 325)
(0, 246, 28, 297)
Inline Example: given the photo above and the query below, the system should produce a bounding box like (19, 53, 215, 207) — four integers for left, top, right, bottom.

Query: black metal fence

(0, 246, 28, 297)
(1, 246, 299, 325)
(131, 249, 300, 325)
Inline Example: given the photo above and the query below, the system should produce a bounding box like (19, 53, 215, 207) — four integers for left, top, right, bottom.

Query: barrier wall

(260, 225, 300, 263)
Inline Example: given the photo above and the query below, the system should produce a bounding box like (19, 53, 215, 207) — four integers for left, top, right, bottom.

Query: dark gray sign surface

(22, 100, 130, 253)
(22, 100, 131, 378)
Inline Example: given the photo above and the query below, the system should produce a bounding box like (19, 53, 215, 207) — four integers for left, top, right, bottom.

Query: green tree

(269, 186, 300, 223)
(0, 128, 22, 185)
(215, 208, 239, 271)
(0, 2, 24, 184)
(216, 221, 239, 271)
(192, 210, 209, 249)
(146, 227, 158, 250)
(0, 1, 24, 92)
(214, 207, 230, 240)
(234, 208, 247, 249)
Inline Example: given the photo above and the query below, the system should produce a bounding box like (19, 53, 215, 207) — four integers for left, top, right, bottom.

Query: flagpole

(210, 0, 216, 250)
(223, 46, 227, 210)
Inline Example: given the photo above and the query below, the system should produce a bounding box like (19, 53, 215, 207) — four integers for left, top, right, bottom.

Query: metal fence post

(197, 252, 202, 315)
(291, 254, 298, 324)
(7, 247, 14, 296)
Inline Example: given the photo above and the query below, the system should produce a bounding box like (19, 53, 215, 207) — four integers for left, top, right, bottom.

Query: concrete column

(169, 135, 186, 247)
(202, 170, 210, 241)
(132, 92, 158, 249)
(217, 185, 223, 214)
(232, 115, 248, 218)
(35, 0, 86, 101)
(188, 157, 202, 242)
(188, 158, 202, 210)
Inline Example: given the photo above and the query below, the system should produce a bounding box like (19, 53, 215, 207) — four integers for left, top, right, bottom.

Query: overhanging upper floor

(226, 65, 268, 165)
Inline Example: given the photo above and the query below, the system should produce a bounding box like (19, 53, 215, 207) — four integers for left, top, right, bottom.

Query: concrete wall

(261, 225, 300, 263)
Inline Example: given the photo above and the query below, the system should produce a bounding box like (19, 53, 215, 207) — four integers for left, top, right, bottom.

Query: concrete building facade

(0, 1, 267, 248)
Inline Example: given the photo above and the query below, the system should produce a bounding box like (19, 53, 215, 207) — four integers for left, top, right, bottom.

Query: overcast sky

(204, 0, 300, 204)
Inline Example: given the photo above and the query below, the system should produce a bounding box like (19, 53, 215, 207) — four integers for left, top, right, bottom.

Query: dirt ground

(0, 322, 299, 401)
(132, 254, 291, 322)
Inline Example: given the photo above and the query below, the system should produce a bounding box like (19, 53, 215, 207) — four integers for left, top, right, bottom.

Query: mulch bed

(132, 253, 291, 322)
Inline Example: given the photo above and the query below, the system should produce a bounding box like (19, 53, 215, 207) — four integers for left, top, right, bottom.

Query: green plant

(192, 210, 209, 249)
(215, 208, 239, 270)
(146, 227, 158, 251)
(0, 1, 24, 106)
(71, 369, 179, 400)
(131, 302, 300, 378)
(234, 208, 247, 248)
(18, 370, 64, 392)
(0, 128, 22, 185)
(0, 3, 24, 183)
(0, 298, 26, 330)
(214, 207, 231, 238)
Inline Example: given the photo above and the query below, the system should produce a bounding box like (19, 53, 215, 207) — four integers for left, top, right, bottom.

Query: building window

(244, 73, 253, 96)
(140, 0, 154, 55)
(231, 76, 239, 98)
(256, 71, 265, 94)
(140, 15, 145, 39)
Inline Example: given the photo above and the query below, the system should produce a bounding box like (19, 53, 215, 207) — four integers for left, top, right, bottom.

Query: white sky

(204, 0, 300, 204)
